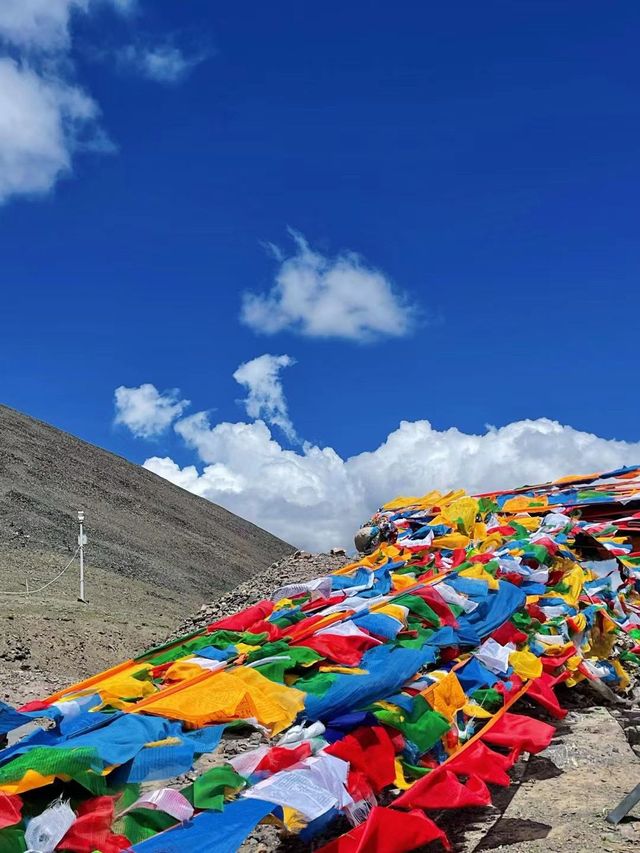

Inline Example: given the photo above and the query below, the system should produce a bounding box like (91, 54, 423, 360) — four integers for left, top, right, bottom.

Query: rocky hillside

(0, 404, 294, 695)
(169, 549, 351, 640)
(0, 551, 348, 708)
(0, 404, 293, 600)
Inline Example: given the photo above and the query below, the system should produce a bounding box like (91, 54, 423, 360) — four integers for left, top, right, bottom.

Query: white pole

(78, 510, 86, 602)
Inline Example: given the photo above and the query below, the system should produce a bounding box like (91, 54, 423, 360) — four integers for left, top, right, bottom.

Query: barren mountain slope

(0, 404, 294, 691)
(0, 403, 293, 599)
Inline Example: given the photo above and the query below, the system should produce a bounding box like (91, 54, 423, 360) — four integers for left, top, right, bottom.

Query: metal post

(606, 783, 640, 825)
(78, 510, 86, 602)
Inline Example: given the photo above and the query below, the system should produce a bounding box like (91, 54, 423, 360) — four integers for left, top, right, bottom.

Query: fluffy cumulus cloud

(114, 383, 190, 438)
(118, 361, 640, 551)
(0, 58, 103, 202)
(0, 1, 135, 52)
(0, 1, 199, 204)
(0, 1, 97, 51)
(143, 414, 640, 552)
(0, 0, 131, 204)
(233, 354, 297, 441)
(116, 41, 207, 84)
(241, 231, 415, 342)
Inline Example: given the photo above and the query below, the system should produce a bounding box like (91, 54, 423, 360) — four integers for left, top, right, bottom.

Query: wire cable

(0, 547, 80, 596)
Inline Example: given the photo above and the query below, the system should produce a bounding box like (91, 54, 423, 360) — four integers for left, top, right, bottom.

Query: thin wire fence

(0, 547, 80, 597)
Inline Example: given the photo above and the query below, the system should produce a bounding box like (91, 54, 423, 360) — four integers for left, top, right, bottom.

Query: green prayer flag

(470, 687, 503, 712)
(123, 808, 177, 845)
(0, 746, 102, 790)
(478, 497, 499, 516)
(374, 696, 449, 753)
(180, 765, 246, 811)
(294, 670, 338, 696)
(393, 594, 442, 628)
(0, 827, 26, 853)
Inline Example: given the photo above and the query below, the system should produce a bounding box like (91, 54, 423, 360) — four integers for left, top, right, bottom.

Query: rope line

(0, 548, 80, 596)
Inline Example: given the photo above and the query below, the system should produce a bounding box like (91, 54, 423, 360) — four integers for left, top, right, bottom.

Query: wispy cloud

(0, 1, 126, 52)
(115, 40, 211, 84)
(0, 58, 104, 203)
(0, 1, 206, 204)
(233, 353, 298, 441)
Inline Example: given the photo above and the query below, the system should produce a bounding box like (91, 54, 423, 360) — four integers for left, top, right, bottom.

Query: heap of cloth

(1, 466, 640, 853)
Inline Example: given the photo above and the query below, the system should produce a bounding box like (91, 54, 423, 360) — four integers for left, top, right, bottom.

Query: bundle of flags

(1, 466, 639, 852)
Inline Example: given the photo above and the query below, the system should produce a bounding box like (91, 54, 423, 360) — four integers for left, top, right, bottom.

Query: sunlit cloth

(140, 666, 304, 734)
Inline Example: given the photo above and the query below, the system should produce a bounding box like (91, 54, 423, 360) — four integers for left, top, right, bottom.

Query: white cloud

(0, 1, 135, 53)
(241, 231, 415, 342)
(116, 42, 207, 84)
(144, 414, 640, 552)
(0, 0, 88, 52)
(114, 383, 190, 438)
(0, 58, 105, 203)
(0, 0, 133, 204)
(233, 354, 297, 441)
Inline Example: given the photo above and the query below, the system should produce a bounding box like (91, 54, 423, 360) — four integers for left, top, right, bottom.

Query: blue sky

(1, 1, 639, 548)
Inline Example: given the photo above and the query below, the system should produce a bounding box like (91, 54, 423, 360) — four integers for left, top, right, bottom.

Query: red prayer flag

(18, 698, 52, 712)
(481, 712, 555, 757)
(295, 632, 379, 667)
(150, 662, 174, 680)
(302, 594, 347, 613)
(207, 599, 274, 632)
(527, 673, 569, 719)
(540, 648, 575, 671)
(315, 806, 450, 853)
(434, 553, 447, 570)
(411, 587, 459, 627)
(486, 525, 516, 536)
(445, 739, 515, 787)
(450, 548, 467, 568)
(526, 603, 547, 623)
(282, 613, 348, 642)
(494, 673, 524, 700)
(346, 768, 375, 803)
(242, 619, 282, 641)
(255, 742, 312, 773)
(491, 621, 528, 646)
(411, 553, 435, 568)
(0, 793, 22, 830)
(57, 796, 130, 853)
(534, 536, 559, 555)
(500, 571, 524, 586)
(469, 553, 493, 564)
(439, 645, 461, 663)
(326, 726, 396, 793)
(394, 768, 491, 810)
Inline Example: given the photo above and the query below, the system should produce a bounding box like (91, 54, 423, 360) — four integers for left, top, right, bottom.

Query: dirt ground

(437, 696, 640, 853)
(0, 550, 346, 707)
(493, 707, 640, 853)
(0, 558, 184, 706)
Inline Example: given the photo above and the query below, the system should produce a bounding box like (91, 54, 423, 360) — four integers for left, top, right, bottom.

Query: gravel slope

(0, 403, 293, 602)
(0, 403, 294, 703)
(169, 549, 351, 640)
(0, 550, 349, 708)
